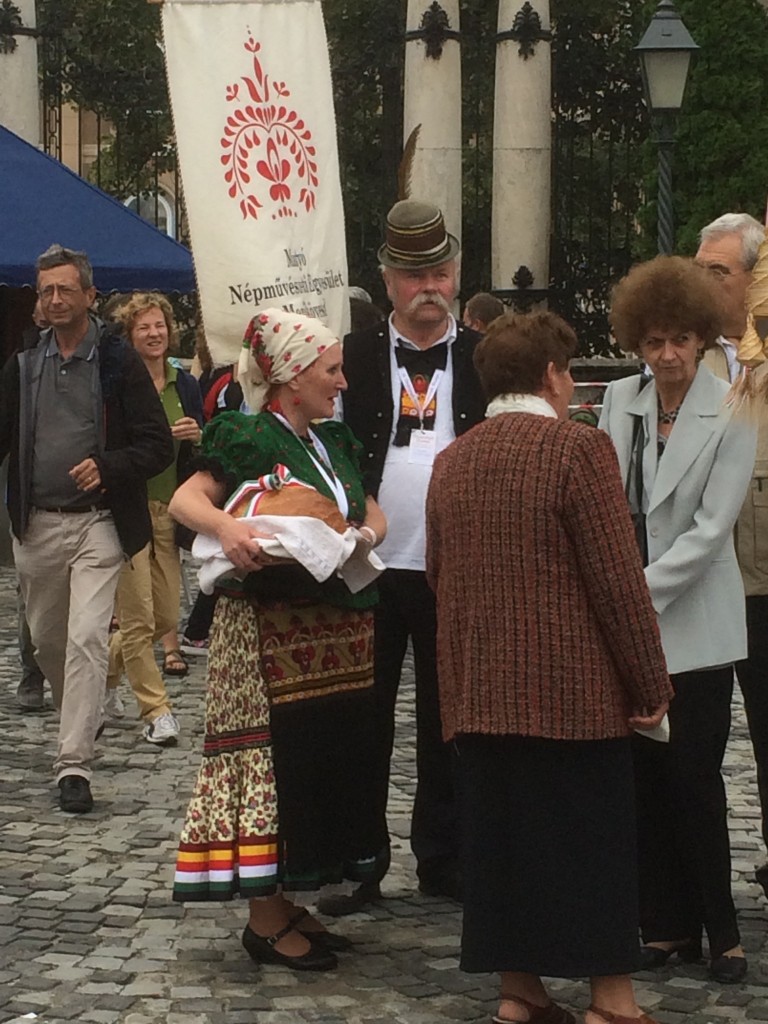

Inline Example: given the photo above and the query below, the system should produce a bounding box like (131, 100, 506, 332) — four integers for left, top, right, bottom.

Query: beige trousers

(13, 509, 124, 782)
(107, 500, 180, 721)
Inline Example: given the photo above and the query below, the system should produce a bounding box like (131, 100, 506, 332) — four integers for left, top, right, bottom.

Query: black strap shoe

(58, 775, 94, 814)
(241, 921, 337, 971)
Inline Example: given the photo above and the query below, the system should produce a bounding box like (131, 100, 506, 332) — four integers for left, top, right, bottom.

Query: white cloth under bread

(192, 515, 384, 595)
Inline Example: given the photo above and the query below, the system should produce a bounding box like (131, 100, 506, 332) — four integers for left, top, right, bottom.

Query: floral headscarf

(237, 308, 339, 412)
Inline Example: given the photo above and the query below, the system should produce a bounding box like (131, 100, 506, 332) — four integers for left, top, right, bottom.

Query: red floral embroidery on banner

(221, 34, 319, 221)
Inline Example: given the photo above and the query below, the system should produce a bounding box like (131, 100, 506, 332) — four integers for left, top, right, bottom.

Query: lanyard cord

(273, 413, 349, 519)
(397, 367, 444, 431)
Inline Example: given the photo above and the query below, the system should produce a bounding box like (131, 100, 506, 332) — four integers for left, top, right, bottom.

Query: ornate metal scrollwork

(513, 265, 535, 290)
(0, 0, 23, 54)
(497, 266, 549, 312)
(497, 2, 553, 61)
(41, 28, 63, 161)
(405, 1, 461, 61)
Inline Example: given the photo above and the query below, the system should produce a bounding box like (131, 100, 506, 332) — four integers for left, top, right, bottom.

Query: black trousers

(371, 568, 458, 881)
(736, 594, 768, 851)
(184, 589, 217, 641)
(633, 667, 739, 959)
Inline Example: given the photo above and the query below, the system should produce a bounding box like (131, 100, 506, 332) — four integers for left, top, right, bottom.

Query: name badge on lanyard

(398, 366, 442, 467)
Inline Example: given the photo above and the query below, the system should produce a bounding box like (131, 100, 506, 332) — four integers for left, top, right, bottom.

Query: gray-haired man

(321, 200, 486, 913)
(698, 213, 768, 890)
(0, 245, 173, 813)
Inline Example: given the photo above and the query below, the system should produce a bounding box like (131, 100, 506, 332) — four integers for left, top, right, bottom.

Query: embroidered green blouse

(196, 411, 376, 609)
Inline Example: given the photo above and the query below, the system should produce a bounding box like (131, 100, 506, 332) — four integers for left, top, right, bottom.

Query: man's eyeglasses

(38, 285, 81, 300)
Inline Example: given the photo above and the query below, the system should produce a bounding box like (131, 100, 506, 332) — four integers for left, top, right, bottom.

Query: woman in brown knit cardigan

(425, 312, 673, 1024)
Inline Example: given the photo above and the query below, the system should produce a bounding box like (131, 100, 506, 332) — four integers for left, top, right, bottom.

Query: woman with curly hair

(601, 255, 756, 984)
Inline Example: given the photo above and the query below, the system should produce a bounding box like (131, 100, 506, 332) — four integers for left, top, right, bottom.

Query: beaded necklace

(657, 396, 682, 425)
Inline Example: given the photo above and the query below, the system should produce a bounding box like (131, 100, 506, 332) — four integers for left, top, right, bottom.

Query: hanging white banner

(162, 0, 349, 366)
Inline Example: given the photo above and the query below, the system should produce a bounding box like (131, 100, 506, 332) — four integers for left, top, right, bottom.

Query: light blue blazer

(600, 365, 756, 674)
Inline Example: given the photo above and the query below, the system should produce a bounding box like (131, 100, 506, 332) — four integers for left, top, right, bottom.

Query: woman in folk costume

(170, 309, 387, 971)
(600, 256, 756, 984)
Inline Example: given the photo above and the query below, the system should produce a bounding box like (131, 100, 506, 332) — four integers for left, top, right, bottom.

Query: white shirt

(375, 314, 457, 572)
(715, 336, 739, 383)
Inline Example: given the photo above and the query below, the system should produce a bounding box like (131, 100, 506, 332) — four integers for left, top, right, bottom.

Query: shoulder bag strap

(624, 375, 647, 511)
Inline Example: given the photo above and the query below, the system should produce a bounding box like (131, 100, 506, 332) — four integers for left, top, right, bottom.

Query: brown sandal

(493, 996, 576, 1024)
(163, 649, 188, 677)
(588, 1008, 658, 1024)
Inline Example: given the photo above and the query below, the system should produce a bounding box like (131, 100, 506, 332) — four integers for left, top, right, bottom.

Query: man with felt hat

(319, 199, 486, 914)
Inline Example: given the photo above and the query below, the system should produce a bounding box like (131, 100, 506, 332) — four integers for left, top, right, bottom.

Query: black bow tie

(395, 341, 449, 376)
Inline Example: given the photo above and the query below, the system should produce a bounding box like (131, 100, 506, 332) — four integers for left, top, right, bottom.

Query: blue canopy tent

(0, 124, 196, 293)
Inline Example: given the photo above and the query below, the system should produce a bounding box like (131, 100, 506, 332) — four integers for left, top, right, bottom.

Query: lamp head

(635, 0, 700, 114)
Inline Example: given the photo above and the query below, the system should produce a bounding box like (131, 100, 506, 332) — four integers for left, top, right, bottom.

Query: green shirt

(147, 361, 184, 504)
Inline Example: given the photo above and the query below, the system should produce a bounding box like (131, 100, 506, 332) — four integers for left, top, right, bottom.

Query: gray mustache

(405, 292, 451, 315)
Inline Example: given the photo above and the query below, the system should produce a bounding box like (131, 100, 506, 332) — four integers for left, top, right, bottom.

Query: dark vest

(341, 321, 486, 497)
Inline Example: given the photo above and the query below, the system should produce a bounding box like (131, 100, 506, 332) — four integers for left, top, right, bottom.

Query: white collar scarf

(486, 393, 558, 419)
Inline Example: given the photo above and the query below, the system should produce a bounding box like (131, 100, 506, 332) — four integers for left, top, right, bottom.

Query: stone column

(0, 0, 40, 144)
(404, 0, 462, 247)
(492, 0, 552, 307)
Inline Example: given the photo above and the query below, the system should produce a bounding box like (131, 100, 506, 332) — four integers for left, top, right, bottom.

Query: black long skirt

(456, 733, 641, 978)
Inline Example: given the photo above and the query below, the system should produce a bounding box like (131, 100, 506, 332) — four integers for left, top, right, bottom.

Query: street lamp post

(635, 0, 699, 255)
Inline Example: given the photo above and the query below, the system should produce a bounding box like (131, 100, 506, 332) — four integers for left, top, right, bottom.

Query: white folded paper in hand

(192, 514, 384, 595)
(633, 712, 670, 744)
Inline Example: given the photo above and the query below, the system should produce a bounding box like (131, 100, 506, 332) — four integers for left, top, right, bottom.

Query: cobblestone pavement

(1, 564, 768, 1023)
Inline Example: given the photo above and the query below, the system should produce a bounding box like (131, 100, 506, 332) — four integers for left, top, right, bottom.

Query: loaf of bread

(228, 482, 347, 534)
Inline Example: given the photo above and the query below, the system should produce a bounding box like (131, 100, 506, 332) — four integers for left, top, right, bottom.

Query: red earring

(292, 394, 301, 406)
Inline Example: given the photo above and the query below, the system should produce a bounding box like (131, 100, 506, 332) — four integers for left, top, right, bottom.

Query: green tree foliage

(549, 0, 648, 352)
(322, 1, 406, 306)
(648, 0, 768, 255)
(324, 0, 498, 301)
(37, 0, 172, 197)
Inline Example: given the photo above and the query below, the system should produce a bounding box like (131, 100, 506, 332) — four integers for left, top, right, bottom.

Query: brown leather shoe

(588, 1008, 658, 1024)
(494, 996, 576, 1023)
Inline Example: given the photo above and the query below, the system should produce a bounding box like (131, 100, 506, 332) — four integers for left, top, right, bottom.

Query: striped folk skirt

(173, 595, 385, 901)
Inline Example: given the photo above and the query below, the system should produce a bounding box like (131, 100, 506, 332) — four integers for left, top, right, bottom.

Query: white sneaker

(104, 688, 126, 719)
(143, 712, 180, 746)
